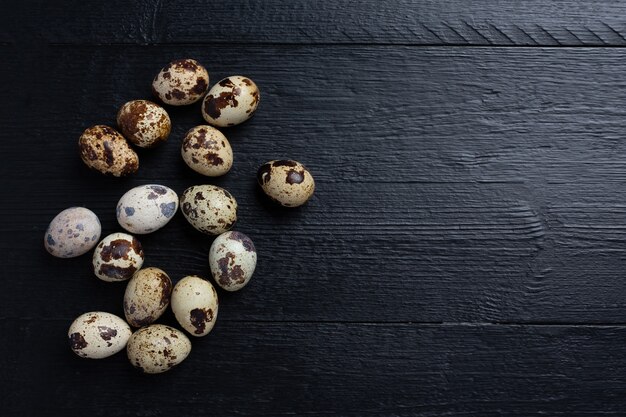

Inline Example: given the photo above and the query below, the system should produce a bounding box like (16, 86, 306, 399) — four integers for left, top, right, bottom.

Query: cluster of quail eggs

(47, 58, 315, 374)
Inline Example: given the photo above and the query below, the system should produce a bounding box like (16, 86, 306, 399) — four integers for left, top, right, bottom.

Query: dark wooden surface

(3, 1, 626, 416)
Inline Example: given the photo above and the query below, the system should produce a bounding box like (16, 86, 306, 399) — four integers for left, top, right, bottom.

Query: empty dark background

(3, 1, 626, 415)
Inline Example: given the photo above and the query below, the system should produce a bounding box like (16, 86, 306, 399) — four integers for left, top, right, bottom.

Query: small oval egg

(116, 184, 178, 234)
(257, 160, 315, 207)
(181, 125, 233, 177)
(78, 125, 139, 176)
(180, 185, 237, 235)
(93, 233, 144, 282)
(209, 231, 257, 291)
(44, 207, 101, 258)
(127, 324, 191, 373)
(117, 100, 171, 148)
(171, 275, 219, 337)
(124, 267, 172, 328)
(68, 312, 132, 359)
(201, 76, 260, 127)
(152, 58, 209, 105)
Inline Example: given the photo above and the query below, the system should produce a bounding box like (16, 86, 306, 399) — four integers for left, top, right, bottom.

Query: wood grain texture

(6, 0, 626, 46)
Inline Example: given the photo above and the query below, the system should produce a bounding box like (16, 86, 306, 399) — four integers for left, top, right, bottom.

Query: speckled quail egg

(93, 232, 144, 282)
(171, 275, 219, 337)
(209, 231, 257, 291)
(180, 185, 237, 235)
(127, 324, 191, 374)
(116, 184, 178, 234)
(117, 100, 171, 148)
(44, 207, 101, 258)
(124, 267, 172, 328)
(257, 160, 315, 207)
(152, 59, 209, 105)
(201, 76, 260, 127)
(181, 125, 233, 177)
(78, 125, 139, 176)
(68, 312, 132, 359)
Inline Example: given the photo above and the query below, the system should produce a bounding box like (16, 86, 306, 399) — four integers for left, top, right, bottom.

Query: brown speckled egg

(180, 185, 237, 235)
(209, 231, 257, 291)
(93, 232, 144, 282)
(152, 59, 209, 105)
(44, 207, 101, 258)
(79, 125, 139, 176)
(123, 267, 172, 328)
(257, 160, 315, 207)
(116, 100, 171, 148)
(171, 275, 219, 337)
(127, 324, 191, 374)
(201, 76, 260, 127)
(181, 125, 233, 177)
(68, 312, 132, 359)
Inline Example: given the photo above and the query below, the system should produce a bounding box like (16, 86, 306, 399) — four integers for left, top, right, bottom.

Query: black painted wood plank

(5, 0, 626, 46)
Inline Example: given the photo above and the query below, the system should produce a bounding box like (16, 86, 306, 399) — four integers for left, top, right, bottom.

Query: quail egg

(201, 76, 260, 127)
(124, 267, 172, 327)
(152, 59, 209, 105)
(171, 275, 219, 337)
(257, 160, 315, 207)
(127, 324, 191, 373)
(180, 185, 237, 235)
(93, 232, 144, 282)
(209, 231, 257, 291)
(78, 125, 139, 176)
(68, 311, 132, 359)
(181, 125, 233, 177)
(44, 207, 101, 258)
(117, 100, 171, 148)
(116, 184, 178, 234)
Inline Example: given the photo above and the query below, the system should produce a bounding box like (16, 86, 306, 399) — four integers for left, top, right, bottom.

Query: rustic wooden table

(3, 1, 626, 415)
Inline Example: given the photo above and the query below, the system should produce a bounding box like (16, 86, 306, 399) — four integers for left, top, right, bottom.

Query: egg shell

(68, 312, 132, 359)
(78, 125, 139, 176)
(152, 59, 209, 106)
(117, 100, 171, 148)
(180, 185, 237, 235)
(44, 207, 101, 258)
(124, 267, 173, 327)
(93, 233, 144, 282)
(171, 275, 219, 337)
(209, 231, 257, 291)
(257, 160, 315, 207)
(127, 324, 191, 373)
(201, 76, 260, 127)
(181, 125, 233, 177)
(116, 184, 178, 234)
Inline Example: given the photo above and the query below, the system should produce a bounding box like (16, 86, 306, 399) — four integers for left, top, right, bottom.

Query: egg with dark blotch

(152, 58, 209, 106)
(78, 125, 139, 176)
(201, 76, 260, 127)
(116, 184, 178, 234)
(93, 232, 144, 282)
(179, 185, 237, 235)
(181, 125, 233, 177)
(44, 207, 101, 258)
(257, 160, 315, 207)
(127, 324, 191, 374)
(124, 267, 172, 328)
(209, 231, 257, 291)
(117, 100, 171, 148)
(68, 312, 132, 359)
(171, 276, 219, 337)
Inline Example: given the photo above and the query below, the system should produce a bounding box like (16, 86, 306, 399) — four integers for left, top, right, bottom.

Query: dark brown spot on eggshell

(273, 160, 298, 168)
(257, 163, 272, 185)
(102, 141, 114, 166)
(98, 326, 118, 341)
(171, 89, 186, 100)
(98, 264, 138, 281)
(189, 308, 213, 335)
(205, 152, 224, 166)
(69, 332, 88, 350)
(191, 77, 208, 95)
(229, 231, 256, 252)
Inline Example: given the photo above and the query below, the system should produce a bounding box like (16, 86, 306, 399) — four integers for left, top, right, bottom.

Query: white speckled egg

(181, 125, 233, 177)
(127, 324, 191, 373)
(209, 231, 257, 291)
(201, 76, 260, 127)
(117, 100, 171, 148)
(152, 59, 209, 105)
(93, 233, 144, 282)
(116, 184, 178, 234)
(180, 185, 237, 235)
(78, 125, 139, 176)
(171, 275, 219, 337)
(124, 267, 172, 328)
(44, 207, 101, 258)
(257, 160, 315, 207)
(68, 312, 132, 359)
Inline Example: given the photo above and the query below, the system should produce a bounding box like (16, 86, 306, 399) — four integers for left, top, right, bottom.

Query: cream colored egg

(117, 100, 171, 148)
(93, 233, 144, 282)
(127, 324, 191, 373)
(152, 59, 209, 105)
(180, 185, 237, 235)
(68, 312, 132, 359)
(257, 160, 315, 207)
(44, 207, 101, 258)
(209, 231, 257, 291)
(78, 125, 139, 176)
(201, 76, 260, 127)
(181, 125, 233, 177)
(116, 184, 179, 234)
(171, 275, 219, 337)
(124, 267, 172, 328)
